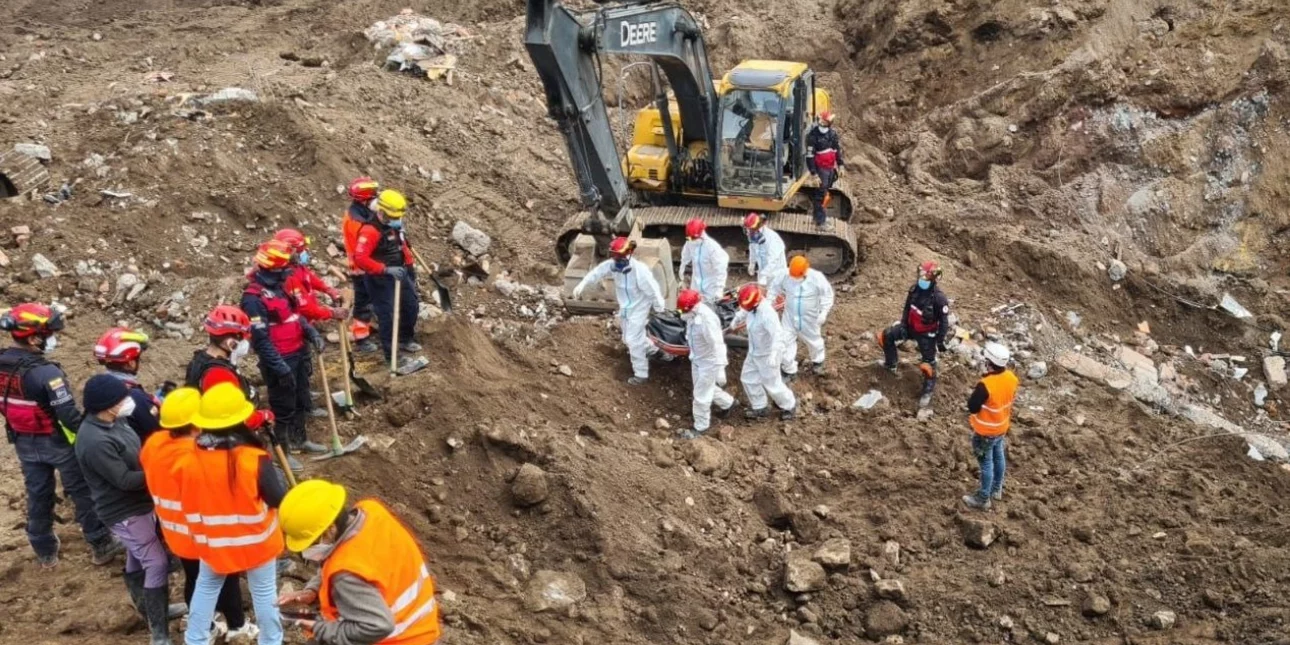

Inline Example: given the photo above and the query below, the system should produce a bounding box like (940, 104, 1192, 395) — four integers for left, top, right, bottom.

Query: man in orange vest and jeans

(277, 478, 442, 645)
(963, 342, 1018, 510)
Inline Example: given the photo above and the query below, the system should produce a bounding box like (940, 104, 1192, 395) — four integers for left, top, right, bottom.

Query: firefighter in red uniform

(93, 328, 162, 441)
(241, 240, 327, 459)
(878, 261, 953, 409)
(274, 228, 349, 324)
(353, 189, 422, 370)
(0, 303, 120, 568)
(342, 177, 381, 353)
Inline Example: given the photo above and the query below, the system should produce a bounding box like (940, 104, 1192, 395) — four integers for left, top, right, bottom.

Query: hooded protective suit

(780, 268, 835, 375)
(748, 227, 788, 301)
(685, 301, 734, 433)
(741, 299, 797, 412)
(574, 258, 666, 379)
(679, 234, 730, 304)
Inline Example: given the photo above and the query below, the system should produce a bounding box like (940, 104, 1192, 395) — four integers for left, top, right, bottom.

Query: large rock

(510, 463, 549, 507)
(452, 220, 492, 257)
(1115, 346, 1158, 385)
(875, 579, 907, 603)
(683, 438, 730, 477)
(523, 570, 586, 613)
(783, 551, 827, 592)
(1264, 356, 1287, 389)
(865, 601, 909, 639)
(753, 483, 794, 528)
(1082, 592, 1111, 617)
(31, 253, 59, 278)
(812, 537, 851, 568)
(1058, 352, 1132, 390)
(1150, 610, 1176, 630)
(962, 519, 997, 549)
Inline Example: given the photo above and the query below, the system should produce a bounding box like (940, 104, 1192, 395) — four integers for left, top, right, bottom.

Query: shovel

(312, 352, 367, 462)
(388, 276, 430, 376)
(271, 441, 299, 488)
(410, 247, 453, 314)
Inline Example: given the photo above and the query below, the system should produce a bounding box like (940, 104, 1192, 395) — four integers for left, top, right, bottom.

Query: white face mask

(42, 335, 59, 353)
(116, 397, 137, 419)
(818, 126, 830, 133)
(302, 543, 332, 562)
(229, 339, 251, 365)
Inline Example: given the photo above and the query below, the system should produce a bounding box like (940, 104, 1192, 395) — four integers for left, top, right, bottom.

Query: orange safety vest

(320, 499, 441, 645)
(177, 443, 284, 575)
(969, 370, 1019, 438)
(139, 432, 198, 559)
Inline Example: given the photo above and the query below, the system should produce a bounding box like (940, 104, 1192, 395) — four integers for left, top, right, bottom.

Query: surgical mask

(612, 257, 630, 273)
(41, 335, 58, 354)
(298, 251, 311, 265)
(229, 339, 251, 365)
(818, 126, 830, 133)
(748, 230, 764, 244)
(917, 278, 931, 290)
(302, 543, 332, 562)
(116, 397, 137, 419)
(388, 219, 404, 230)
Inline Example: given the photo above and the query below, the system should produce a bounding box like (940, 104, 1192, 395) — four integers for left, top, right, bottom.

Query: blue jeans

(186, 558, 281, 645)
(972, 434, 1006, 499)
(13, 433, 110, 557)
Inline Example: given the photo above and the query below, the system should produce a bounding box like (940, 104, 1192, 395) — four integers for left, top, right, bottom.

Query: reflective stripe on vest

(193, 517, 281, 549)
(177, 444, 284, 574)
(970, 371, 1019, 437)
(140, 432, 198, 558)
(153, 495, 182, 511)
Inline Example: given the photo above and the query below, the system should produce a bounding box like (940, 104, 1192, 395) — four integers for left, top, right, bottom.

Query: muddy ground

(2, 0, 1290, 643)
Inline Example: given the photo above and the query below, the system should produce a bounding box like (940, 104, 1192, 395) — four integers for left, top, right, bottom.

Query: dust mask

(229, 339, 251, 365)
(388, 219, 404, 230)
(818, 126, 830, 133)
(41, 335, 59, 354)
(917, 278, 932, 290)
(302, 543, 332, 562)
(298, 251, 311, 265)
(116, 397, 137, 419)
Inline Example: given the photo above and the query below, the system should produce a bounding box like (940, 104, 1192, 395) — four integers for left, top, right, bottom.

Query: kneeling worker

(277, 479, 443, 645)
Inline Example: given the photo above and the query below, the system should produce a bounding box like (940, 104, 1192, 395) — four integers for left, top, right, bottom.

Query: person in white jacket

(736, 284, 797, 421)
(781, 255, 835, 379)
(678, 218, 729, 304)
(744, 212, 788, 302)
(572, 237, 667, 385)
(674, 290, 735, 439)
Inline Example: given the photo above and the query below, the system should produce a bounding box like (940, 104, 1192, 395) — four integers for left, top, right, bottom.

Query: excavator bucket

(562, 234, 677, 315)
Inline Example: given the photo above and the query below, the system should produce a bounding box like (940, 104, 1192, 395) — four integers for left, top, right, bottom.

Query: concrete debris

(31, 253, 59, 278)
(1107, 259, 1127, 282)
(510, 463, 549, 507)
(196, 87, 260, 105)
(451, 220, 491, 257)
(1218, 293, 1251, 319)
(783, 551, 827, 592)
(1263, 356, 1286, 389)
(1150, 610, 1176, 630)
(523, 570, 586, 613)
(13, 143, 52, 162)
(1027, 361, 1048, 380)
(853, 389, 885, 409)
(811, 538, 851, 568)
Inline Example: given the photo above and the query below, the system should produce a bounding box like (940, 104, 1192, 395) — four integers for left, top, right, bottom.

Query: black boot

(123, 570, 147, 618)
(143, 587, 175, 645)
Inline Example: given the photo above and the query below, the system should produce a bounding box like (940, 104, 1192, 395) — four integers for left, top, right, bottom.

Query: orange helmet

(685, 218, 706, 240)
(918, 261, 942, 282)
(254, 239, 294, 271)
(609, 236, 636, 257)
(819, 111, 834, 125)
(743, 212, 766, 231)
(677, 289, 702, 314)
(738, 284, 763, 311)
(94, 328, 150, 365)
(789, 256, 810, 279)
(273, 228, 309, 254)
(0, 303, 64, 339)
(203, 305, 251, 339)
(348, 176, 379, 203)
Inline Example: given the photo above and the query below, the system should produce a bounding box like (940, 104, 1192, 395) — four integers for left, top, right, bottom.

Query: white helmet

(982, 342, 1011, 368)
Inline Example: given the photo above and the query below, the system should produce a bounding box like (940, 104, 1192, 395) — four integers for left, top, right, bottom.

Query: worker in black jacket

(806, 110, 844, 229)
(877, 261, 953, 409)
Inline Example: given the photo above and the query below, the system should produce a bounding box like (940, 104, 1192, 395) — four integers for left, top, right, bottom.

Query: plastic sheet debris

(1218, 293, 1252, 319)
(366, 10, 469, 81)
(196, 87, 259, 105)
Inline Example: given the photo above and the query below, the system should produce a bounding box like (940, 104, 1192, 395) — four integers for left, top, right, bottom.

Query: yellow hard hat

(191, 382, 255, 431)
(376, 190, 407, 219)
(159, 387, 202, 430)
(279, 479, 348, 552)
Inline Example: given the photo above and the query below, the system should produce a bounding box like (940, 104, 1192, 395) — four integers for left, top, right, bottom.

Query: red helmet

(273, 228, 309, 254)
(743, 212, 766, 231)
(685, 218, 706, 240)
(254, 239, 294, 271)
(819, 110, 834, 125)
(677, 289, 702, 314)
(348, 176, 379, 203)
(203, 305, 251, 339)
(0, 303, 65, 338)
(94, 328, 150, 365)
(918, 261, 943, 282)
(738, 284, 763, 311)
(609, 236, 636, 257)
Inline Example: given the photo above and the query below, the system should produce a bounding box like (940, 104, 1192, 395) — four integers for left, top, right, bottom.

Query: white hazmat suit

(573, 257, 666, 381)
(748, 227, 788, 301)
(685, 301, 735, 433)
(780, 268, 835, 375)
(741, 298, 797, 413)
(679, 234, 729, 304)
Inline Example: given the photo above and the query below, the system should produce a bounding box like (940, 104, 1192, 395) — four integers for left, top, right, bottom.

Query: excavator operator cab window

(719, 89, 784, 196)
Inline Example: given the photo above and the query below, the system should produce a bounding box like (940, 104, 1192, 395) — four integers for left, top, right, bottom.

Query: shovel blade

(310, 435, 368, 462)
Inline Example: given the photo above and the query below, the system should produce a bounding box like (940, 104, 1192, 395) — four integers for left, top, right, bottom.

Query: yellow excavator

(525, 0, 858, 312)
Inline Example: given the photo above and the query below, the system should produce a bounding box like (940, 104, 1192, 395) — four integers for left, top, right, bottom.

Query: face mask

(116, 397, 137, 419)
(748, 230, 764, 244)
(917, 278, 931, 290)
(818, 126, 830, 133)
(302, 543, 332, 562)
(680, 311, 696, 321)
(612, 258, 630, 272)
(41, 335, 58, 354)
(388, 219, 404, 230)
(229, 339, 251, 365)
(298, 251, 311, 265)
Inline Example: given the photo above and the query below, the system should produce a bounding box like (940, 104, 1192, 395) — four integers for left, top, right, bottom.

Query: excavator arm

(524, 0, 719, 237)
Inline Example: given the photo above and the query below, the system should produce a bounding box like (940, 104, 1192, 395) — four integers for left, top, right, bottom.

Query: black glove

(274, 369, 296, 392)
(937, 341, 948, 353)
(310, 334, 325, 353)
(384, 266, 407, 280)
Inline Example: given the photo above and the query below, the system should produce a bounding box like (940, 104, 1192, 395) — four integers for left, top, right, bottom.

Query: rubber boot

(123, 570, 147, 618)
(143, 587, 175, 645)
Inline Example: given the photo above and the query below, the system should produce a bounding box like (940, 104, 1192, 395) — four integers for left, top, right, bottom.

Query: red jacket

(353, 223, 413, 276)
(284, 266, 340, 322)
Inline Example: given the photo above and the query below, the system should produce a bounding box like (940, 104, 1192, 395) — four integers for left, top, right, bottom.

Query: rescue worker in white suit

(737, 284, 797, 421)
(678, 218, 729, 304)
(780, 255, 835, 380)
(676, 289, 736, 440)
(572, 237, 667, 385)
(743, 212, 788, 303)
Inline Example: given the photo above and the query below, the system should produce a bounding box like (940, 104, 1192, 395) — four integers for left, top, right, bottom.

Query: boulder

(683, 438, 729, 477)
(452, 220, 492, 257)
(1082, 592, 1111, 617)
(865, 601, 909, 639)
(812, 537, 851, 568)
(523, 570, 586, 613)
(31, 253, 59, 278)
(1149, 610, 1176, 630)
(510, 463, 549, 507)
(962, 519, 997, 549)
(783, 551, 827, 593)
(875, 579, 907, 603)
